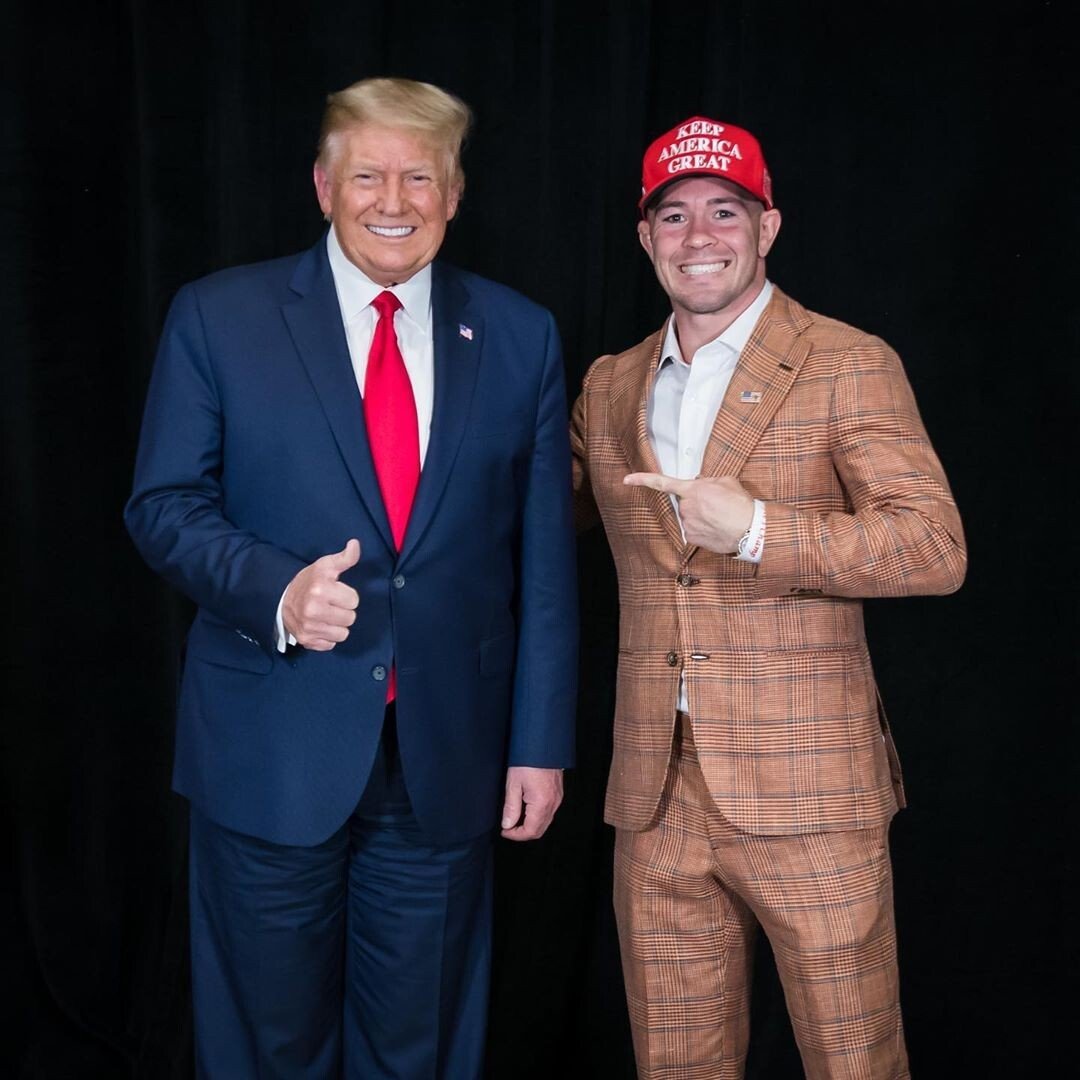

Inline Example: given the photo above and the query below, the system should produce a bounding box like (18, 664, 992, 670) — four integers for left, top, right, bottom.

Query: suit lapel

(678, 288, 812, 564)
(697, 288, 812, 480)
(616, 290, 813, 560)
(397, 262, 483, 565)
(612, 324, 686, 551)
(281, 240, 395, 555)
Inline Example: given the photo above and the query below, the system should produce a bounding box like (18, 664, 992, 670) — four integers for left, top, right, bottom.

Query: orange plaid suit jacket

(571, 287, 966, 835)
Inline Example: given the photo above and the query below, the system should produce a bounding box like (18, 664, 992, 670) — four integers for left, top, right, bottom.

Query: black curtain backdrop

(4, 1, 1076, 1076)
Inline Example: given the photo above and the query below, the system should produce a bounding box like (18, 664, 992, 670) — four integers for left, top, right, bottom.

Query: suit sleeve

(124, 284, 306, 649)
(507, 312, 579, 768)
(569, 366, 603, 534)
(753, 337, 967, 599)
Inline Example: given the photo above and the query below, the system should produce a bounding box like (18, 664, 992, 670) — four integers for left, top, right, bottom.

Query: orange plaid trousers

(614, 717, 909, 1079)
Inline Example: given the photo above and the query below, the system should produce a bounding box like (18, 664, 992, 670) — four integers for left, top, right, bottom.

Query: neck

(670, 275, 766, 361)
(671, 304, 743, 362)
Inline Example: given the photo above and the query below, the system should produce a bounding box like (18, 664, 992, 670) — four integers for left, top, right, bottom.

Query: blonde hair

(317, 77, 472, 190)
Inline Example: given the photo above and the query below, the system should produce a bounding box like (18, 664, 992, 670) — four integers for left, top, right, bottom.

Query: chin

(677, 293, 733, 315)
(369, 258, 414, 280)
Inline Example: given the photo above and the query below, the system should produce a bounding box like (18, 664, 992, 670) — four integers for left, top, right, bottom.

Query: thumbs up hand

(282, 539, 361, 651)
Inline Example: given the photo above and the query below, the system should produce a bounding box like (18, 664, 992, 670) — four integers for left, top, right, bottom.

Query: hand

(282, 539, 361, 651)
(624, 473, 754, 553)
(500, 766, 564, 841)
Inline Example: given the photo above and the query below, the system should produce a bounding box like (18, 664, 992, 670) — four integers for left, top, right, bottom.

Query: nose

(377, 176, 405, 216)
(685, 214, 716, 249)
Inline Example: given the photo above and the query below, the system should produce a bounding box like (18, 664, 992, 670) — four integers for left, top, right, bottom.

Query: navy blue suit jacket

(125, 238, 578, 847)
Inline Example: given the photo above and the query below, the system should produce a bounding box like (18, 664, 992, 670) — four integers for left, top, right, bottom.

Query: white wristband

(734, 499, 766, 564)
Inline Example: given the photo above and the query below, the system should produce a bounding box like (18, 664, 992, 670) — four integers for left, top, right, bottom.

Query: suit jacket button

(666, 650, 679, 667)
(392, 574, 406, 589)
(677, 573, 698, 587)
(372, 665, 387, 681)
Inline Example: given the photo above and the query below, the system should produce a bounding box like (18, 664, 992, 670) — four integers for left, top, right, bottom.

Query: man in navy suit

(125, 77, 578, 1078)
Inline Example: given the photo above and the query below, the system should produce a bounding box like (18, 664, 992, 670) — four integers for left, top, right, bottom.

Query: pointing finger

(623, 472, 689, 496)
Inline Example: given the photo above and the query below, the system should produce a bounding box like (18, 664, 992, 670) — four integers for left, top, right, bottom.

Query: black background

(4, 1, 1076, 1076)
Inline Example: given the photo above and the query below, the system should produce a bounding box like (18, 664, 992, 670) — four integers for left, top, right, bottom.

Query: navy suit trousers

(188, 711, 494, 1079)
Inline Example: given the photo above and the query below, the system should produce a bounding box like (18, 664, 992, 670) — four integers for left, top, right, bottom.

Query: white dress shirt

(275, 228, 435, 651)
(647, 280, 773, 710)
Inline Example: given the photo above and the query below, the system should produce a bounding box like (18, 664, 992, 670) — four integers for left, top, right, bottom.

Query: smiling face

(314, 123, 461, 285)
(638, 175, 781, 331)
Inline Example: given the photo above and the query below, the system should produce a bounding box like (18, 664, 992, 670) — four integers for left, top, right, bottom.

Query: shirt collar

(657, 280, 775, 371)
(325, 226, 433, 331)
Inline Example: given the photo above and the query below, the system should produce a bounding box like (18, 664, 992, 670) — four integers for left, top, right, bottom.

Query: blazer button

(666, 650, 679, 667)
(371, 665, 387, 681)
(676, 573, 698, 587)
(392, 574, 406, 589)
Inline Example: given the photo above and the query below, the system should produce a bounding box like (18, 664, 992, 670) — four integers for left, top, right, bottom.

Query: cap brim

(638, 174, 769, 214)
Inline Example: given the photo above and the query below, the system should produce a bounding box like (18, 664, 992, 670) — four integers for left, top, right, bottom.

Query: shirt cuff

(275, 587, 298, 653)
(734, 499, 766, 564)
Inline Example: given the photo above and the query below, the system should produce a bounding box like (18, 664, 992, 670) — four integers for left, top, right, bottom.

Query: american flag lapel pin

(458, 324, 473, 340)
(740, 390, 763, 404)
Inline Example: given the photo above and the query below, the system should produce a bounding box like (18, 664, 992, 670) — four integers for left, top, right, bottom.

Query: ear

(757, 207, 782, 257)
(313, 161, 334, 219)
(637, 217, 655, 261)
(445, 180, 463, 222)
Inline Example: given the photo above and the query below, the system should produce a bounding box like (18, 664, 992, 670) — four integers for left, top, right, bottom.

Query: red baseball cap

(639, 116, 773, 212)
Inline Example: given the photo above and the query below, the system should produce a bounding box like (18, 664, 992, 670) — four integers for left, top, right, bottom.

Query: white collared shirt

(647, 280, 773, 710)
(275, 229, 436, 651)
(648, 280, 773, 495)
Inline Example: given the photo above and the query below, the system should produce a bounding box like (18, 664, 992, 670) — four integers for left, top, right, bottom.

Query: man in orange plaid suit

(571, 117, 966, 1078)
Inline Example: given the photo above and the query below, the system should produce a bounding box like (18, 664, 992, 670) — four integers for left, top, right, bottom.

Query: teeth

(681, 262, 728, 275)
(368, 226, 414, 237)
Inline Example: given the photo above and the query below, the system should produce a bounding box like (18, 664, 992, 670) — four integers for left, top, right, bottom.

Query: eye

(714, 208, 735, 219)
(660, 212, 686, 224)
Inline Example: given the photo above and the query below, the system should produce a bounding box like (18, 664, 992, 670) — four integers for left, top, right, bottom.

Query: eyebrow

(348, 160, 438, 172)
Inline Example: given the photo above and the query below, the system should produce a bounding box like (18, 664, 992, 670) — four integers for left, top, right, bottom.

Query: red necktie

(364, 291, 420, 550)
(363, 290, 420, 701)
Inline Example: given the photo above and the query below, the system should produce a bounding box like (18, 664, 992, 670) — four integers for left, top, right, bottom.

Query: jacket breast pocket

(185, 617, 274, 674)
